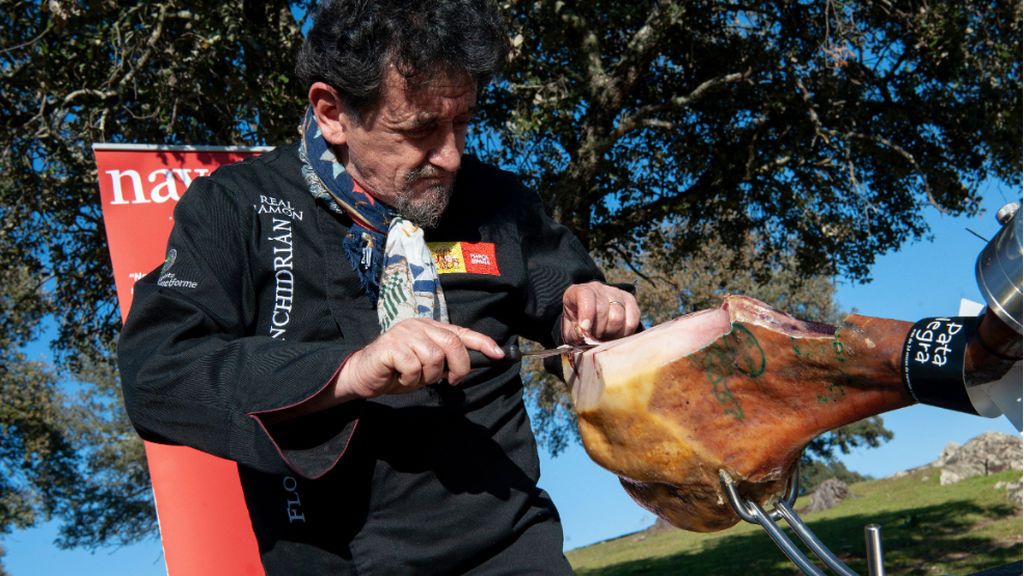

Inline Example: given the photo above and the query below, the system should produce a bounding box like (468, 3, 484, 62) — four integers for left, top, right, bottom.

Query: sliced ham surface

(564, 295, 915, 532)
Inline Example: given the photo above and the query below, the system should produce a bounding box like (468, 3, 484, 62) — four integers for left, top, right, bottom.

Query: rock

(933, 441, 960, 467)
(939, 432, 1023, 486)
(894, 461, 937, 478)
(646, 517, 675, 533)
(1006, 480, 1022, 510)
(996, 479, 1023, 509)
(803, 477, 850, 513)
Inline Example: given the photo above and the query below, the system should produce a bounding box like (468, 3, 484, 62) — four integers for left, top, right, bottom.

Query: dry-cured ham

(564, 295, 1015, 532)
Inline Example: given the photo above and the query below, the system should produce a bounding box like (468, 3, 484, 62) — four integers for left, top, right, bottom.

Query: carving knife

(468, 343, 597, 368)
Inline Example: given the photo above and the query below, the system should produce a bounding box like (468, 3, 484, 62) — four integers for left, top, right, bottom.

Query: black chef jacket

(118, 142, 604, 574)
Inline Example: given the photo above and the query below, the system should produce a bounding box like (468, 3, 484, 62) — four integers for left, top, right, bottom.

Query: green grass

(568, 469, 1022, 575)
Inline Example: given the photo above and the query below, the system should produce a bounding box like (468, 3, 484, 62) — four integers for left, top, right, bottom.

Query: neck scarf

(298, 107, 448, 331)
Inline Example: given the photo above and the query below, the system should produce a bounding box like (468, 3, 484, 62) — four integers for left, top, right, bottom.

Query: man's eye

(404, 126, 434, 139)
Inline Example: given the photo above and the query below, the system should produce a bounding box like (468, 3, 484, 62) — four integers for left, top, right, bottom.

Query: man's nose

(429, 128, 462, 173)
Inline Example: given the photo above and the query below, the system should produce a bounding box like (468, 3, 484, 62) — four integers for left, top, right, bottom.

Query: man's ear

(309, 82, 352, 146)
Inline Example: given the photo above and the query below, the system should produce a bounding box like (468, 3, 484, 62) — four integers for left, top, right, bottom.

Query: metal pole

(775, 500, 859, 576)
(747, 500, 828, 576)
(720, 470, 828, 576)
(864, 524, 886, 576)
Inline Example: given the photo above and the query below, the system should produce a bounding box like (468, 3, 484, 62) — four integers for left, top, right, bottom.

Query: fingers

(606, 295, 641, 339)
(449, 324, 504, 360)
(419, 319, 503, 379)
(561, 284, 592, 343)
(340, 319, 502, 399)
(403, 333, 454, 386)
(604, 297, 626, 336)
(387, 320, 465, 387)
(388, 343, 435, 389)
(562, 281, 641, 344)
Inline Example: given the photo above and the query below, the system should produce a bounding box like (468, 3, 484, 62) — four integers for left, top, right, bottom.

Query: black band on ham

(901, 316, 981, 415)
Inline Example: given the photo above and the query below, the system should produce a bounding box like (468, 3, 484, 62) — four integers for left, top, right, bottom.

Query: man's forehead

(378, 68, 477, 122)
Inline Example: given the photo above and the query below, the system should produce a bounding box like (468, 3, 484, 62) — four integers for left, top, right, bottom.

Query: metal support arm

(719, 469, 885, 576)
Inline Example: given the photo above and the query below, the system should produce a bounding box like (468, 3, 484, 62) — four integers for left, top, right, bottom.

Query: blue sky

(4, 183, 1021, 573)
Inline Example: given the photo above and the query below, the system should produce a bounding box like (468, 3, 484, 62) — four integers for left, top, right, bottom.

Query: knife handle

(468, 343, 523, 369)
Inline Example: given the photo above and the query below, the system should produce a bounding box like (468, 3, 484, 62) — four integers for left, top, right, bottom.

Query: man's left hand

(561, 281, 640, 345)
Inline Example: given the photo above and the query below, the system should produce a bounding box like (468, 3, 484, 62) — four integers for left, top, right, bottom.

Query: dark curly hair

(296, 0, 509, 117)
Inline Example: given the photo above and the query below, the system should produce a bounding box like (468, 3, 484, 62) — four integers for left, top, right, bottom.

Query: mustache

(404, 165, 454, 186)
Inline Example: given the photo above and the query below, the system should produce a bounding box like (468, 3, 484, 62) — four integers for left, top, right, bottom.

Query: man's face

(337, 68, 477, 228)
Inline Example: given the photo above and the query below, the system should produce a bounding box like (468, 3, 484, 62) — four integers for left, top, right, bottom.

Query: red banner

(94, 144, 272, 575)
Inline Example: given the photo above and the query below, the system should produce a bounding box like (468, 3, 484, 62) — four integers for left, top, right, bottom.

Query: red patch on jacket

(429, 242, 500, 276)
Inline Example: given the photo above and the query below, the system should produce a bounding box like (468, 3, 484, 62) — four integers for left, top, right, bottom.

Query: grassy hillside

(568, 468, 1022, 575)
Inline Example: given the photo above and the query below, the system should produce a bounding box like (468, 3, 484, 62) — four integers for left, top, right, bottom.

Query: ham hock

(563, 295, 1015, 532)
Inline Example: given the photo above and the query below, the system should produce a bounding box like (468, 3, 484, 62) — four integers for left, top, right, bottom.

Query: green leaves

(477, 0, 1020, 281)
(1, 1, 310, 369)
(56, 355, 154, 549)
(0, 357, 79, 537)
(0, 0, 315, 556)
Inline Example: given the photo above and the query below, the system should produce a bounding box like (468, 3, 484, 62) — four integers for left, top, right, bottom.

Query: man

(118, 0, 640, 573)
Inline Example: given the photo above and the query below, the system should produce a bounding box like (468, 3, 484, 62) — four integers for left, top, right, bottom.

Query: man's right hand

(334, 318, 505, 401)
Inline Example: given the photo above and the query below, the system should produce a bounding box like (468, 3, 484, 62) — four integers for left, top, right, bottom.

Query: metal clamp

(720, 468, 885, 576)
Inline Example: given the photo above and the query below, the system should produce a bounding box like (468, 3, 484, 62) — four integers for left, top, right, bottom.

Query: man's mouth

(395, 170, 454, 228)
(407, 172, 454, 195)
(406, 165, 453, 186)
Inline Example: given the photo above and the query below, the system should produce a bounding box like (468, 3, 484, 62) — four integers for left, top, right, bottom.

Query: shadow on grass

(575, 499, 1021, 576)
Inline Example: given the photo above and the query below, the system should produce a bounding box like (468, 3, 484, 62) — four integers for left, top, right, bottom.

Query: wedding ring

(608, 300, 625, 307)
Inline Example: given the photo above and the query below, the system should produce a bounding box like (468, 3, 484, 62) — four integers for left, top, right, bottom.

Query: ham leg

(565, 295, 919, 532)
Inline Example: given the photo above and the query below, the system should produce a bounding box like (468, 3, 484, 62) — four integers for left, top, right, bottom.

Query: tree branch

(0, 20, 53, 57)
(608, 243, 656, 286)
(612, 1, 687, 98)
(115, 4, 169, 91)
(847, 131, 945, 212)
(556, 6, 609, 101)
(51, 4, 168, 132)
(61, 89, 117, 108)
(611, 70, 751, 141)
(794, 75, 831, 147)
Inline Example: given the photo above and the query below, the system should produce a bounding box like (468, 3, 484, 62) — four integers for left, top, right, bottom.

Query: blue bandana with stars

(298, 107, 394, 305)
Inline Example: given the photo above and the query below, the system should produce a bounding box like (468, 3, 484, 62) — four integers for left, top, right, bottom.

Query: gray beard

(394, 167, 454, 228)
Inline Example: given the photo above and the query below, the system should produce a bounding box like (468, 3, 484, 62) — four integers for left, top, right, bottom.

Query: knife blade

(467, 343, 596, 368)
